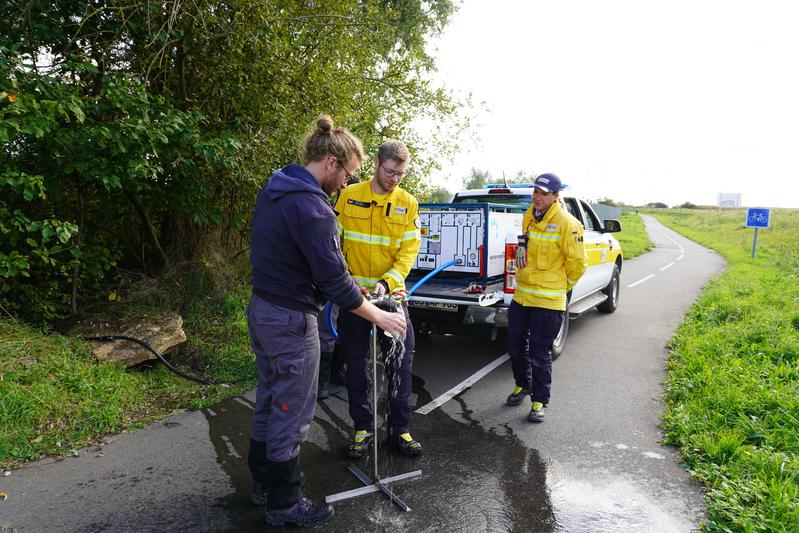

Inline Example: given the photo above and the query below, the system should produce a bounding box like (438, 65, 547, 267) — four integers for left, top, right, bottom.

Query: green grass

(651, 208, 799, 532)
(616, 212, 652, 259)
(0, 265, 255, 469)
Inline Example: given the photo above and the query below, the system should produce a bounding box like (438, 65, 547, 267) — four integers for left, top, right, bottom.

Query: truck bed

(407, 278, 505, 305)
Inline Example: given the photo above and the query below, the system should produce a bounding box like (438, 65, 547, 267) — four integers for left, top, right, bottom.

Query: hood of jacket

(266, 163, 329, 202)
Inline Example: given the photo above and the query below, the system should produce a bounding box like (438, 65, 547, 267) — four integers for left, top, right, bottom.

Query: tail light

(504, 243, 517, 294)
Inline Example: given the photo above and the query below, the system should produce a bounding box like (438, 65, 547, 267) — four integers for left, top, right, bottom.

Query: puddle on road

(202, 377, 556, 532)
(202, 376, 689, 532)
(549, 476, 694, 532)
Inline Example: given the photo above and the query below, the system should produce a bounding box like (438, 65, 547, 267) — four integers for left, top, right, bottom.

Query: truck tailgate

(407, 279, 505, 305)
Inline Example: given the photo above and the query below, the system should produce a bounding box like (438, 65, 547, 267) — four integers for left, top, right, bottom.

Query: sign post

(745, 208, 771, 258)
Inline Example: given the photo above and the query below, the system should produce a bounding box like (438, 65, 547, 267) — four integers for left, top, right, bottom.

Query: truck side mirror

(602, 219, 622, 233)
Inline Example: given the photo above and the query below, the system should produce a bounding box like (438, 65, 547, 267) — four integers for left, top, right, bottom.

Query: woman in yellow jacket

(506, 173, 588, 423)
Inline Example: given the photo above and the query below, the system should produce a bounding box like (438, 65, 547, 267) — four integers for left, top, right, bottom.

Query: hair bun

(316, 114, 333, 135)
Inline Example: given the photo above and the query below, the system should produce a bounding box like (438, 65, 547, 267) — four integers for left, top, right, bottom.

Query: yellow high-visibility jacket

(514, 200, 588, 311)
(335, 179, 421, 292)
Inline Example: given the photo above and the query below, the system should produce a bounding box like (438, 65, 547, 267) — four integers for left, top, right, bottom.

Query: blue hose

(326, 301, 339, 341)
(328, 258, 459, 340)
(407, 259, 458, 297)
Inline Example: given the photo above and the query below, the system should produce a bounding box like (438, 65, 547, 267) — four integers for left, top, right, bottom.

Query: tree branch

(124, 189, 170, 269)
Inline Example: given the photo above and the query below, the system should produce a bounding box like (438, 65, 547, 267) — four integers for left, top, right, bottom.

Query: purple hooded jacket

(249, 164, 362, 314)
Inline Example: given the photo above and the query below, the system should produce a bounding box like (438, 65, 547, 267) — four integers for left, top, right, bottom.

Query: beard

(321, 176, 343, 197)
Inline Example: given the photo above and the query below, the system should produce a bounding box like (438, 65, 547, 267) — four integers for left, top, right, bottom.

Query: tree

(646, 202, 668, 209)
(596, 197, 617, 207)
(420, 185, 452, 203)
(0, 0, 467, 320)
(464, 168, 492, 189)
(510, 170, 538, 184)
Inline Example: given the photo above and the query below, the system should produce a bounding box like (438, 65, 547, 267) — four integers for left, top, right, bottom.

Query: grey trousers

(247, 293, 320, 462)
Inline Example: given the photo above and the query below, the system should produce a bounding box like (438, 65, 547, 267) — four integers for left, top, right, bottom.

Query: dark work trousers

(246, 293, 319, 508)
(507, 300, 564, 405)
(317, 303, 341, 387)
(338, 305, 415, 437)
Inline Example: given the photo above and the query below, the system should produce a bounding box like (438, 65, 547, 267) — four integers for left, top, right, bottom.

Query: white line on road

(415, 354, 510, 415)
(221, 435, 241, 458)
(627, 274, 655, 288)
(234, 397, 254, 410)
(659, 262, 674, 271)
(676, 254, 685, 261)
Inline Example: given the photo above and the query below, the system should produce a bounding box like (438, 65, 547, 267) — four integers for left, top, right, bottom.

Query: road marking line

(627, 274, 654, 288)
(234, 397, 254, 410)
(676, 254, 685, 261)
(659, 262, 674, 271)
(220, 435, 241, 458)
(415, 354, 510, 415)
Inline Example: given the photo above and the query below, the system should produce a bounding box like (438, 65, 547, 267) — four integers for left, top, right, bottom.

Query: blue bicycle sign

(746, 208, 770, 228)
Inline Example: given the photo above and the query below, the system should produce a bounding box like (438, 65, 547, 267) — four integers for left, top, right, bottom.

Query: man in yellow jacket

(506, 173, 588, 423)
(334, 139, 423, 457)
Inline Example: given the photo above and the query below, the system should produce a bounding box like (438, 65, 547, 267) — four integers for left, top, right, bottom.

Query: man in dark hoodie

(247, 115, 407, 528)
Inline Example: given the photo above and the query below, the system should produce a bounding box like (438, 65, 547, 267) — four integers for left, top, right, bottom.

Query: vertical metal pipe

(752, 227, 759, 258)
(371, 323, 379, 481)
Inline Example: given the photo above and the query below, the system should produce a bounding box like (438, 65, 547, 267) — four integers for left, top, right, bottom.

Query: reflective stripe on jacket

(513, 200, 588, 311)
(334, 179, 421, 292)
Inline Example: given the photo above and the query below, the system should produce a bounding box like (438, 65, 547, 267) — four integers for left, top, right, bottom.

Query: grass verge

(651, 208, 799, 532)
(0, 260, 255, 470)
(617, 212, 652, 259)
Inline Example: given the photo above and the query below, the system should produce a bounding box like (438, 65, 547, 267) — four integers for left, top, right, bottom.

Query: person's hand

(516, 246, 527, 269)
(376, 309, 406, 339)
(373, 280, 388, 296)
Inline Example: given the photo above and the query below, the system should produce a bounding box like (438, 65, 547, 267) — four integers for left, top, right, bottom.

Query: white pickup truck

(407, 184, 623, 357)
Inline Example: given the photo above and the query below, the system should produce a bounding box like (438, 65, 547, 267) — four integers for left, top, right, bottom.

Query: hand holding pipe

(327, 258, 459, 340)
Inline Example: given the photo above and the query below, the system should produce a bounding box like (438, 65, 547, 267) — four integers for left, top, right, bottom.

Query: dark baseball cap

(533, 173, 562, 193)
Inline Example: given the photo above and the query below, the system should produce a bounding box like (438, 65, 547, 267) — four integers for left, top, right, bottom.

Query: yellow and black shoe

(390, 433, 423, 458)
(506, 386, 531, 406)
(528, 401, 546, 423)
(346, 430, 374, 459)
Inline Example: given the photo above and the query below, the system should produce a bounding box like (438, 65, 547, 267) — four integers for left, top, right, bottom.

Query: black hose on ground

(81, 335, 250, 386)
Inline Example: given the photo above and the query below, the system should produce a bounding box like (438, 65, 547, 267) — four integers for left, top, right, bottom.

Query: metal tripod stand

(325, 322, 422, 511)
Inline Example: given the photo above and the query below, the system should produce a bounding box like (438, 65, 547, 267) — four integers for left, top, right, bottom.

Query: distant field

(650, 208, 799, 532)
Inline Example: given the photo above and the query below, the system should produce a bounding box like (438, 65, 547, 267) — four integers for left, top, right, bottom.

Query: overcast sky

(426, 0, 799, 208)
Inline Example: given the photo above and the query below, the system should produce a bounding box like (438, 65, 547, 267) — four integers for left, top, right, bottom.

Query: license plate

(408, 301, 459, 312)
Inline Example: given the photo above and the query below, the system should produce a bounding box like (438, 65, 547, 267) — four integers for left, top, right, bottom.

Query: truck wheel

(597, 264, 620, 313)
(551, 307, 569, 360)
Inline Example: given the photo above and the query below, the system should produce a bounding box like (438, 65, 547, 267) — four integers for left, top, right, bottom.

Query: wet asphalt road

(0, 216, 726, 532)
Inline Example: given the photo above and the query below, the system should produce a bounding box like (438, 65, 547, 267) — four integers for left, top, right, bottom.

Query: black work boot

(265, 496, 334, 528)
(263, 457, 332, 527)
(247, 438, 267, 506)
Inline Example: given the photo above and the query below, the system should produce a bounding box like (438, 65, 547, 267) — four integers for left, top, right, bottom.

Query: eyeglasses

(379, 159, 405, 179)
(338, 162, 359, 184)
